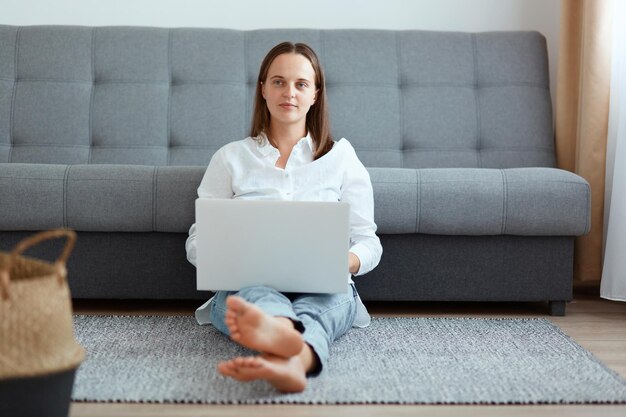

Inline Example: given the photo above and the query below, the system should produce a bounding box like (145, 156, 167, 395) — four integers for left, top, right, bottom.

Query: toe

(217, 361, 235, 377)
(226, 295, 247, 314)
(225, 316, 237, 329)
(242, 357, 260, 367)
(233, 357, 247, 367)
(231, 356, 262, 369)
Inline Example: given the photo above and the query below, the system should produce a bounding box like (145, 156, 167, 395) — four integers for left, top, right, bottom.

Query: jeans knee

(294, 296, 356, 343)
(237, 285, 281, 301)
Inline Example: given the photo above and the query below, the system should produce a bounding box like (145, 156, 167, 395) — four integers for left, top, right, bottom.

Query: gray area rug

(71, 315, 626, 404)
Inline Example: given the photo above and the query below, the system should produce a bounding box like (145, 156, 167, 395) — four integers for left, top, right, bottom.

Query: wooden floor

(70, 288, 626, 417)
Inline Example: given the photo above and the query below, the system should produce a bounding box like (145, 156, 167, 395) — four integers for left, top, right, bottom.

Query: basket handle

(0, 229, 77, 300)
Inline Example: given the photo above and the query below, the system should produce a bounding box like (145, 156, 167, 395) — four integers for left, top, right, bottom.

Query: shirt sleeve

(185, 148, 234, 267)
(340, 142, 383, 276)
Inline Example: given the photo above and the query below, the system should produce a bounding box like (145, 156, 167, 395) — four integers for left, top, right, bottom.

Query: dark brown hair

(249, 42, 333, 160)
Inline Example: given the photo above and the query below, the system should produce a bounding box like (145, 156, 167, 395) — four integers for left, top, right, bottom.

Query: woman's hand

(348, 252, 361, 275)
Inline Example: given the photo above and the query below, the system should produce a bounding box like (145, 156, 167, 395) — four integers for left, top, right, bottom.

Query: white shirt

(185, 133, 383, 327)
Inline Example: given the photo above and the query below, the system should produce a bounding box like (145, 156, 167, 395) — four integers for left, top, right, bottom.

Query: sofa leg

(548, 301, 566, 316)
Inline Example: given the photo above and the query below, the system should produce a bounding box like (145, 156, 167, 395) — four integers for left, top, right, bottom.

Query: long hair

(249, 42, 334, 160)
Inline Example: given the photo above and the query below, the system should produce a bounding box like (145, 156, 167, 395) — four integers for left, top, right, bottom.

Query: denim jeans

(209, 283, 358, 376)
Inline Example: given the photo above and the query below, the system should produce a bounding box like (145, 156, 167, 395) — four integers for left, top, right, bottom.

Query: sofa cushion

(0, 164, 67, 229)
(372, 167, 590, 236)
(0, 164, 589, 236)
(1, 26, 554, 170)
(0, 164, 202, 232)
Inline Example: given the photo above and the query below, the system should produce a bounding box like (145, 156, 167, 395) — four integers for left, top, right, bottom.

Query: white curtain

(600, 0, 626, 301)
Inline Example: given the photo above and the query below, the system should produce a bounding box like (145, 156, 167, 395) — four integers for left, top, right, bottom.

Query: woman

(185, 42, 382, 392)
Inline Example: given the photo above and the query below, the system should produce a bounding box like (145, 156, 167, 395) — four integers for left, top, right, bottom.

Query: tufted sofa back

(0, 26, 555, 169)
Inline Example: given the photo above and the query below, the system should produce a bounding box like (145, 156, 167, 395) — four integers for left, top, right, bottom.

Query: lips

(279, 103, 297, 109)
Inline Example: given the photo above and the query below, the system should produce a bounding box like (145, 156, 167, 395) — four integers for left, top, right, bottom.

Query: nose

(283, 83, 296, 98)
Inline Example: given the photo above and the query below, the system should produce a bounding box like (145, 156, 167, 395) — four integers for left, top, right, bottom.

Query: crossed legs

(217, 296, 316, 392)
(210, 285, 357, 393)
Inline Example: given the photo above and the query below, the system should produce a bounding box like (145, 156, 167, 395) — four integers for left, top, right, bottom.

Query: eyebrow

(269, 75, 312, 83)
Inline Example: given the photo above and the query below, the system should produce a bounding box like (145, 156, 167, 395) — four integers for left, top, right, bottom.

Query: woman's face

(261, 53, 318, 130)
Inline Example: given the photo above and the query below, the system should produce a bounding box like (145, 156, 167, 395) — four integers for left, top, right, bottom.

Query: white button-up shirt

(186, 133, 382, 327)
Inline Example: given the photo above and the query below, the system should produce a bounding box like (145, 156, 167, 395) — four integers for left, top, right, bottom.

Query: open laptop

(195, 198, 350, 294)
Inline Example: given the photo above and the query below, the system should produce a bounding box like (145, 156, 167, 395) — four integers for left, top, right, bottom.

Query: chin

(270, 113, 304, 125)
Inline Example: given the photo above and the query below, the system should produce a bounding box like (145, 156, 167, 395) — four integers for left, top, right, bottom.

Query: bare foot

(224, 295, 304, 358)
(218, 354, 307, 393)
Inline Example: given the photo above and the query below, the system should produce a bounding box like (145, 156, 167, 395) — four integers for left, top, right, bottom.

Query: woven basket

(0, 229, 85, 380)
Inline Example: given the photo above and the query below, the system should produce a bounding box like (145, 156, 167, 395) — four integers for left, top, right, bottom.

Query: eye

(272, 79, 284, 86)
(297, 82, 308, 88)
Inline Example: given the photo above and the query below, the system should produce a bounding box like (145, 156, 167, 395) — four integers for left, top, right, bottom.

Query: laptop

(195, 198, 351, 294)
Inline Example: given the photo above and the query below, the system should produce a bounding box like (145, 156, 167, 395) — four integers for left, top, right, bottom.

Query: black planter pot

(0, 367, 78, 417)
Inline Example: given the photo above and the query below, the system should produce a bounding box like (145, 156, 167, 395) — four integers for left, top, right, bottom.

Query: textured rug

(71, 315, 626, 405)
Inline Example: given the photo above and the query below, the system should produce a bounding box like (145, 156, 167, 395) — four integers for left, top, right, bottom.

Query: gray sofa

(0, 26, 590, 315)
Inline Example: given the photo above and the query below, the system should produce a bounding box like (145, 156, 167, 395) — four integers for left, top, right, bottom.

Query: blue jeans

(209, 283, 358, 376)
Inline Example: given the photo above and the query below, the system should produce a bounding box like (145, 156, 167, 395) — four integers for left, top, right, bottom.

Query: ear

(261, 82, 266, 99)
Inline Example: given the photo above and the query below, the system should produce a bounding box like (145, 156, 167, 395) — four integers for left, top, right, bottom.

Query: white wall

(1, 0, 561, 103)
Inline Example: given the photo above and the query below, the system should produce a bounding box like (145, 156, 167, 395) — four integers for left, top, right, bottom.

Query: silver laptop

(195, 198, 350, 294)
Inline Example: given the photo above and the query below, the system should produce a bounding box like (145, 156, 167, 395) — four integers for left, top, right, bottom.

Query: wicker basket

(0, 229, 85, 417)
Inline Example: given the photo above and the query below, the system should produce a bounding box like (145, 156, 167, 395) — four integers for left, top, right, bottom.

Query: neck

(267, 122, 307, 149)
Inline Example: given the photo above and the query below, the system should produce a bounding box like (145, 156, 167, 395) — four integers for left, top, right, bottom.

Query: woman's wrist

(348, 252, 361, 274)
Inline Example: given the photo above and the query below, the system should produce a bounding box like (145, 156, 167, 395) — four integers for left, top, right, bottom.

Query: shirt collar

(304, 133, 315, 154)
(254, 131, 315, 156)
(255, 132, 274, 157)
